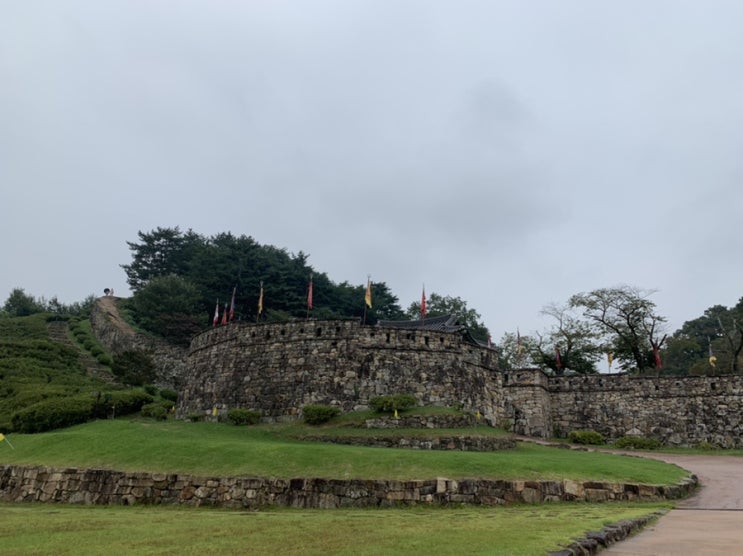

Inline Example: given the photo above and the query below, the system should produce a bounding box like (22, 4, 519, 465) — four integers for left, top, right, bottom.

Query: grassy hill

(0, 313, 125, 432)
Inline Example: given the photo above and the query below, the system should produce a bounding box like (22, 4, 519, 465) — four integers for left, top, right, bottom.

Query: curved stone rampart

(178, 319, 501, 422)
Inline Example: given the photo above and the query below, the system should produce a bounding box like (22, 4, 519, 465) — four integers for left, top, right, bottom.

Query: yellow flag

(476, 410, 481, 421)
(0, 433, 4, 442)
(212, 406, 218, 417)
(258, 284, 264, 315)
(607, 352, 614, 370)
(394, 409, 399, 419)
(364, 278, 372, 308)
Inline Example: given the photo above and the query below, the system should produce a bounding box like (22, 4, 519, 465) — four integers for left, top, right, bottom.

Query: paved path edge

(547, 510, 667, 555)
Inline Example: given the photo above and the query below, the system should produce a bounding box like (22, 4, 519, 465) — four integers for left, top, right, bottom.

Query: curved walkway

(604, 453, 743, 555)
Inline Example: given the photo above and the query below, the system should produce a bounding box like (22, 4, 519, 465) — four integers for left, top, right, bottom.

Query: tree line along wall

(178, 320, 743, 447)
(178, 319, 503, 423)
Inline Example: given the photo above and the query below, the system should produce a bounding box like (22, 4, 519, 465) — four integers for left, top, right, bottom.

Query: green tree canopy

(530, 303, 602, 375)
(569, 286, 667, 373)
(121, 228, 405, 334)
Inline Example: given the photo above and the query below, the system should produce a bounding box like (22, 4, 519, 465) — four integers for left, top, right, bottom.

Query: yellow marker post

(0, 433, 15, 449)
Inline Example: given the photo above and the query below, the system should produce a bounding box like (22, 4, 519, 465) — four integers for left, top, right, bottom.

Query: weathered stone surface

(0, 465, 695, 509)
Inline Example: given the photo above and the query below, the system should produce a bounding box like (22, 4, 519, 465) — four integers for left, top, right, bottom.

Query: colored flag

(221, 303, 228, 325)
(555, 346, 562, 371)
(258, 282, 264, 316)
(307, 277, 313, 310)
(212, 406, 218, 417)
(421, 286, 427, 319)
(653, 344, 662, 369)
(229, 286, 236, 321)
(517, 329, 524, 357)
(365, 277, 372, 308)
(487, 335, 492, 348)
(212, 300, 219, 328)
(607, 352, 614, 370)
(709, 343, 717, 368)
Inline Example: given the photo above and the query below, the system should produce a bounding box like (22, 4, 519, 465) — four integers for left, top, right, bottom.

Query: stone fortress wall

(178, 319, 743, 447)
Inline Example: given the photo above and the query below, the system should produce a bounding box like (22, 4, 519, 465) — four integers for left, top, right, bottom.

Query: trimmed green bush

(160, 389, 178, 402)
(143, 384, 158, 396)
(187, 412, 205, 422)
(106, 390, 154, 416)
(159, 399, 176, 412)
(227, 408, 261, 426)
(141, 402, 168, 421)
(302, 404, 340, 425)
(11, 396, 95, 433)
(369, 394, 417, 413)
(96, 354, 113, 366)
(568, 430, 605, 445)
(615, 436, 661, 450)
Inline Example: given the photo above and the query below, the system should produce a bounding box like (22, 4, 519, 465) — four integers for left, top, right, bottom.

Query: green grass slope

(0, 314, 117, 431)
(0, 419, 688, 485)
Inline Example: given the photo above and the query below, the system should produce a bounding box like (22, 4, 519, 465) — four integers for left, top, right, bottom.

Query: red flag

(307, 277, 313, 310)
(421, 286, 427, 319)
(212, 300, 219, 328)
(653, 344, 662, 369)
(555, 346, 562, 371)
(229, 286, 236, 321)
(221, 303, 228, 325)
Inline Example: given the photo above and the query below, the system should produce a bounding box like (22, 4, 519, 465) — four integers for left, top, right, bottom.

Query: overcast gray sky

(2, 1, 742, 344)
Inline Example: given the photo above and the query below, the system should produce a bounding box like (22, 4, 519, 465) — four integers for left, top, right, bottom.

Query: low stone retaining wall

(0, 465, 697, 509)
(362, 414, 477, 429)
(301, 434, 516, 451)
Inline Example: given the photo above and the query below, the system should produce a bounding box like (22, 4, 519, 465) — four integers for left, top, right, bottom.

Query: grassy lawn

(0, 419, 688, 485)
(0, 502, 669, 555)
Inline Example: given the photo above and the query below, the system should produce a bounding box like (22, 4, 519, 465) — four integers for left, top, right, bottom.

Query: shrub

(159, 399, 176, 412)
(227, 408, 261, 426)
(111, 350, 156, 386)
(96, 354, 113, 366)
(141, 402, 168, 421)
(302, 404, 341, 425)
(106, 390, 154, 416)
(568, 430, 605, 445)
(614, 436, 661, 450)
(160, 388, 178, 402)
(11, 396, 95, 433)
(187, 412, 205, 422)
(696, 441, 719, 450)
(143, 384, 158, 396)
(369, 394, 417, 413)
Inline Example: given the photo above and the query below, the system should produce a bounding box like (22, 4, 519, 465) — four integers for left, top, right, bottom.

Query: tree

(3, 288, 44, 316)
(569, 286, 667, 373)
(129, 275, 203, 345)
(497, 331, 537, 370)
(531, 303, 601, 375)
(405, 292, 490, 342)
(121, 227, 202, 292)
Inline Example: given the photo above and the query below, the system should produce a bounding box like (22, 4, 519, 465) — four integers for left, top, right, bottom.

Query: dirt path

(603, 453, 743, 555)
